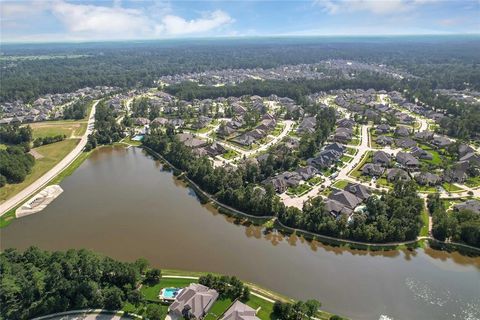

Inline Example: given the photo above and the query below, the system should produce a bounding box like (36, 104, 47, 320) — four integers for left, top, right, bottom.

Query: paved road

(0, 101, 98, 216)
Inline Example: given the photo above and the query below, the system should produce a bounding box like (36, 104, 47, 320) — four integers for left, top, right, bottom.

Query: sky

(1, 0, 479, 43)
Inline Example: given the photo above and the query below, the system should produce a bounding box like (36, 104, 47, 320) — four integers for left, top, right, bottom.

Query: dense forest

(2, 37, 479, 102)
(279, 180, 423, 243)
(0, 125, 35, 186)
(0, 247, 149, 320)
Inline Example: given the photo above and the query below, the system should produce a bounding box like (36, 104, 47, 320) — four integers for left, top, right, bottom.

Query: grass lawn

(271, 124, 285, 137)
(29, 120, 88, 139)
(0, 139, 79, 202)
(287, 184, 312, 196)
(349, 137, 360, 146)
(222, 149, 239, 160)
(340, 155, 353, 163)
(307, 176, 324, 186)
(346, 147, 357, 156)
(141, 278, 198, 301)
(246, 295, 275, 320)
(465, 176, 480, 188)
(442, 183, 464, 193)
(123, 136, 142, 146)
(376, 177, 393, 188)
(420, 209, 430, 237)
(204, 298, 233, 320)
(350, 151, 373, 178)
(0, 143, 7, 150)
(417, 184, 438, 193)
(332, 180, 349, 190)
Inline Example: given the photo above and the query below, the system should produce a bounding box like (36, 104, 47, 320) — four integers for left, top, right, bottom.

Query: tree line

(279, 180, 424, 243)
(3, 38, 479, 102)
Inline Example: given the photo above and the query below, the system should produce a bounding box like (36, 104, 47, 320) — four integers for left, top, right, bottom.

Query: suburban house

(333, 127, 353, 143)
(396, 152, 420, 169)
(344, 183, 371, 200)
(375, 124, 391, 134)
(168, 283, 219, 320)
(296, 116, 316, 134)
(362, 163, 385, 177)
(220, 301, 260, 320)
(324, 199, 353, 217)
(411, 146, 433, 160)
(372, 151, 391, 166)
(395, 137, 417, 149)
(177, 133, 208, 149)
(443, 161, 469, 183)
(296, 166, 318, 180)
(263, 171, 302, 193)
(386, 168, 410, 182)
(192, 116, 212, 129)
(454, 200, 480, 214)
(307, 149, 343, 169)
(376, 135, 394, 146)
(414, 130, 434, 141)
(328, 190, 362, 210)
(415, 172, 441, 186)
(395, 126, 411, 137)
(432, 135, 453, 148)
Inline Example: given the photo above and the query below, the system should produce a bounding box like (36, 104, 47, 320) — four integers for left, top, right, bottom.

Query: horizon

(2, 33, 480, 46)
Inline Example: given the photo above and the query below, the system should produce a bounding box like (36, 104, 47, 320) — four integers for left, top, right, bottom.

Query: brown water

(1, 147, 479, 320)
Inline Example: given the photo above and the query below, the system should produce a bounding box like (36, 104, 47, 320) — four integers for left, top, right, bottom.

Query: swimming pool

(131, 134, 144, 141)
(161, 287, 181, 300)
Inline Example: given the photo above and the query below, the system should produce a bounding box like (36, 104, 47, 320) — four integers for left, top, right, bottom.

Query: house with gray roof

(296, 116, 316, 134)
(414, 130, 434, 141)
(220, 301, 260, 320)
(362, 163, 385, 177)
(344, 183, 371, 200)
(411, 146, 433, 160)
(324, 199, 353, 217)
(386, 168, 410, 182)
(395, 137, 416, 149)
(169, 283, 219, 320)
(396, 152, 420, 169)
(432, 135, 453, 148)
(415, 172, 441, 186)
(395, 126, 411, 137)
(328, 190, 362, 209)
(454, 200, 480, 214)
(372, 151, 391, 166)
(376, 135, 394, 146)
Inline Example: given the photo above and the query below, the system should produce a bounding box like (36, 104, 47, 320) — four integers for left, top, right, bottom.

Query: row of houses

(1, 86, 119, 124)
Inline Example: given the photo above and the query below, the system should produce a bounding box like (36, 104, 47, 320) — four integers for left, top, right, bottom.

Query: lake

(1, 146, 479, 320)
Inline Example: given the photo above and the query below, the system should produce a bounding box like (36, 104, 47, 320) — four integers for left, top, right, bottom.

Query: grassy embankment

(0, 113, 93, 227)
(125, 270, 335, 320)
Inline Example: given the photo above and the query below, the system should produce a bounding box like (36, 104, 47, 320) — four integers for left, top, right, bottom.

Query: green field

(442, 183, 464, 193)
(332, 180, 349, 190)
(30, 120, 88, 139)
(222, 149, 239, 160)
(0, 139, 79, 202)
(287, 184, 312, 196)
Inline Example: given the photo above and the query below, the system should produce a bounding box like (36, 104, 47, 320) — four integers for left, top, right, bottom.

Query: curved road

(0, 101, 98, 216)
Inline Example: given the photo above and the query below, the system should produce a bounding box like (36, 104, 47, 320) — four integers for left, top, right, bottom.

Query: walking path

(0, 101, 98, 216)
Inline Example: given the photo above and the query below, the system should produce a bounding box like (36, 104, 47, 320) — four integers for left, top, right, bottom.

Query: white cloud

(314, 0, 438, 15)
(1, 0, 234, 41)
(51, 1, 150, 37)
(158, 10, 234, 35)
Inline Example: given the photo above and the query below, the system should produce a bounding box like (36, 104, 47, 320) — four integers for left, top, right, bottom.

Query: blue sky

(1, 0, 479, 42)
